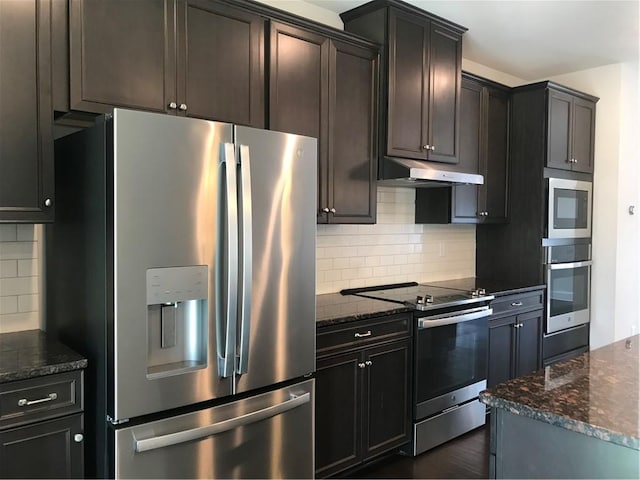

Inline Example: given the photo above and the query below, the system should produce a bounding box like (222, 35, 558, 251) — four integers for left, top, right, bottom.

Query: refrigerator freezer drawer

(114, 379, 314, 479)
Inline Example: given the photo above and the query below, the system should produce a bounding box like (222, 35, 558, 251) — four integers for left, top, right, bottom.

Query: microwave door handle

(133, 392, 310, 453)
(238, 145, 252, 375)
(418, 308, 493, 330)
(217, 143, 238, 378)
(548, 260, 593, 270)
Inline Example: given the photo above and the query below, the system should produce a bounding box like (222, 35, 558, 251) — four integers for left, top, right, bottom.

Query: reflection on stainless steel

(48, 110, 317, 478)
(115, 380, 314, 478)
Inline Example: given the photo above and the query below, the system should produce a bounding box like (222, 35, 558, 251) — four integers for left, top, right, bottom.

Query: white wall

(545, 62, 640, 348)
(253, 0, 343, 28)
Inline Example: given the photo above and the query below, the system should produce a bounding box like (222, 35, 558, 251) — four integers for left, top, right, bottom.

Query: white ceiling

(304, 0, 640, 80)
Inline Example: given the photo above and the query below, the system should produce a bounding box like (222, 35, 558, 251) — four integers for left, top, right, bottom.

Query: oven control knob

(424, 294, 433, 304)
(416, 296, 423, 304)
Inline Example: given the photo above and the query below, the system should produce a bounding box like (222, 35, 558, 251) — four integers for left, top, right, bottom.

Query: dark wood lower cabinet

(315, 315, 412, 478)
(0, 414, 84, 479)
(488, 299, 543, 388)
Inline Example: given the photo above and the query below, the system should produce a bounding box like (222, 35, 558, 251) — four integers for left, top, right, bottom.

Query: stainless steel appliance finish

(377, 157, 484, 188)
(343, 282, 492, 456)
(547, 178, 593, 238)
(544, 243, 592, 334)
(47, 109, 317, 478)
(408, 397, 486, 456)
(114, 379, 314, 479)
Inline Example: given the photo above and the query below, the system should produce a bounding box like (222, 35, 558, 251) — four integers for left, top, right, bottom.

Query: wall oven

(544, 241, 592, 333)
(547, 178, 592, 238)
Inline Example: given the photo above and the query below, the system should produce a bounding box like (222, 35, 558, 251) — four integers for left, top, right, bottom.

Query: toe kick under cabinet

(315, 313, 413, 478)
(0, 371, 84, 478)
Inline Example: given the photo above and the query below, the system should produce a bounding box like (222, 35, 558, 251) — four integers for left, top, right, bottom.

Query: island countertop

(480, 335, 640, 451)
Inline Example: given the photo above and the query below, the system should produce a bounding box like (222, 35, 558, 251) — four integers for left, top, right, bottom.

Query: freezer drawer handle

(133, 391, 310, 453)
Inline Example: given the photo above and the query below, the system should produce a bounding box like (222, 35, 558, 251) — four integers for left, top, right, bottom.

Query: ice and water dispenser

(146, 266, 208, 378)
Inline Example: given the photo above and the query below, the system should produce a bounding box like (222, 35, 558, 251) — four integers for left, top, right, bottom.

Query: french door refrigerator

(46, 109, 317, 478)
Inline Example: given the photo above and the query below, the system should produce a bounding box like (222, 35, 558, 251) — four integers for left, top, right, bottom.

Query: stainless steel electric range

(342, 282, 494, 456)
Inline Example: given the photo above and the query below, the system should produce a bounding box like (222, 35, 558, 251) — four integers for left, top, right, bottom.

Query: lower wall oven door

(546, 261, 591, 334)
(113, 379, 314, 479)
(415, 306, 490, 420)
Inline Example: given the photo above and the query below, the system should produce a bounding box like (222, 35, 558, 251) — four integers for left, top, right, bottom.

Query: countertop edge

(0, 358, 88, 384)
(479, 391, 640, 451)
(316, 305, 413, 327)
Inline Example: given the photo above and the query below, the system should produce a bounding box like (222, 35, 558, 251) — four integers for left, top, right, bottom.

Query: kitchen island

(480, 335, 640, 479)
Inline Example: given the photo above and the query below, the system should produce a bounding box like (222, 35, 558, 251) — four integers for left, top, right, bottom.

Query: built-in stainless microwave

(547, 178, 592, 238)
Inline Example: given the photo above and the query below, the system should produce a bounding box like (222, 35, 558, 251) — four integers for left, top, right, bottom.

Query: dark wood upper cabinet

(342, 0, 465, 166)
(67, 0, 265, 126)
(270, 21, 378, 224)
(415, 73, 510, 224)
(546, 85, 597, 173)
(0, 0, 54, 222)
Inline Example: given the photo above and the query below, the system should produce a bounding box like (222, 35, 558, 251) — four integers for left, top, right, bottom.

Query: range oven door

(415, 306, 490, 419)
(546, 260, 591, 333)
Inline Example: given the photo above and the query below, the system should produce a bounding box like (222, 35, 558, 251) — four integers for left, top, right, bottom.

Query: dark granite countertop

(316, 292, 412, 327)
(0, 330, 87, 384)
(316, 278, 544, 326)
(480, 335, 640, 450)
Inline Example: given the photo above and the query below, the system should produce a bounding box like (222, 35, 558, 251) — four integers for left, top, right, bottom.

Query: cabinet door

(571, 98, 595, 173)
(362, 340, 411, 459)
(488, 316, 516, 388)
(546, 89, 572, 170)
(69, 0, 175, 114)
(481, 86, 509, 223)
(515, 310, 543, 378)
(0, 0, 54, 222)
(269, 22, 329, 222)
(427, 23, 461, 164)
(315, 351, 362, 478)
(177, 0, 264, 126)
(452, 75, 482, 223)
(0, 414, 84, 478)
(328, 40, 378, 224)
(387, 9, 429, 160)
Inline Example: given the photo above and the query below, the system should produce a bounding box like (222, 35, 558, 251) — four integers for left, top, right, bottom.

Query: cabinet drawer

(0, 370, 83, 430)
(317, 313, 411, 356)
(491, 290, 544, 317)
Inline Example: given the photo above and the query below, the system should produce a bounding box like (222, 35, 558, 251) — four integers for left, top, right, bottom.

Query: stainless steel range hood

(378, 157, 484, 188)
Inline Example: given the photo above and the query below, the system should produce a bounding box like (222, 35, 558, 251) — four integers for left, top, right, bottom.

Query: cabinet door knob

(358, 362, 366, 369)
(168, 102, 177, 109)
(422, 144, 431, 150)
(74, 434, 84, 443)
(365, 360, 373, 367)
(179, 103, 188, 111)
(44, 198, 52, 207)
(430, 145, 436, 151)
(322, 207, 330, 213)
(330, 208, 336, 214)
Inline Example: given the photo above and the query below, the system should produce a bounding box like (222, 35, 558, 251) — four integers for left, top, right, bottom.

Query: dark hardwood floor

(344, 424, 489, 479)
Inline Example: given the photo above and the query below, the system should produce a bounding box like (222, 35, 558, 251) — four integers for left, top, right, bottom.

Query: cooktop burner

(341, 282, 493, 312)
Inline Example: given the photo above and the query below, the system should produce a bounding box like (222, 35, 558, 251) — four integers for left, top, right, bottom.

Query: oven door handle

(548, 260, 593, 270)
(418, 307, 493, 330)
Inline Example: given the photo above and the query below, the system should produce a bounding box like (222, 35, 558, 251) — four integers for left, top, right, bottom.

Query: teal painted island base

(481, 335, 640, 479)
(490, 408, 639, 478)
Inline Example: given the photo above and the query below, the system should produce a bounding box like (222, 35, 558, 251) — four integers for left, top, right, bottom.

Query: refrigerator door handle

(238, 145, 253, 374)
(218, 143, 239, 378)
(133, 392, 310, 453)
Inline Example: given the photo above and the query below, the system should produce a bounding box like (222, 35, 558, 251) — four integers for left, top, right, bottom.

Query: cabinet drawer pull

(18, 392, 57, 407)
(511, 301, 523, 307)
(354, 330, 372, 338)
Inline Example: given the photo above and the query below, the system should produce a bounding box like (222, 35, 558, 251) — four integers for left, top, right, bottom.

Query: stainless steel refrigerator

(47, 109, 316, 478)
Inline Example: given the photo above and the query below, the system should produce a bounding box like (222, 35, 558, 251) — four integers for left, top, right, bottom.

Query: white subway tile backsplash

(0, 260, 18, 278)
(316, 187, 475, 294)
(0, 225, 40, 332)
